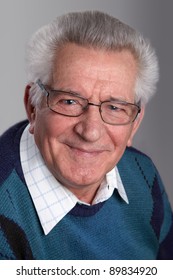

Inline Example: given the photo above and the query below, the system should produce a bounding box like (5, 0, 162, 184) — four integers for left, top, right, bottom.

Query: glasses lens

(48, 91, 88, 116)
(101, 101, 139, 125)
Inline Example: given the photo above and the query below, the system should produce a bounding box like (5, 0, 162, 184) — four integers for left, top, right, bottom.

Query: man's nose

(74, 105, 104, 142)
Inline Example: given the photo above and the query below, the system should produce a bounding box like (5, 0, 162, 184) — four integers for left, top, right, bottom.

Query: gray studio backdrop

(0, 0, 173, 209)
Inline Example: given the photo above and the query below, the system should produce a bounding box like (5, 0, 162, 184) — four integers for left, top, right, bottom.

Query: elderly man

(0, 11, 172, 260)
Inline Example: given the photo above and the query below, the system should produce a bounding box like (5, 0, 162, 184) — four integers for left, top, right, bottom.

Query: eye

(60, 99, 78, 105)
(107, 104, 123, 112)
(109, 105, 119, 111)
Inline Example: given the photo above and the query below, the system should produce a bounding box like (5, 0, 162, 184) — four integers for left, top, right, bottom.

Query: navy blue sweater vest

(0, 121, 173, 259)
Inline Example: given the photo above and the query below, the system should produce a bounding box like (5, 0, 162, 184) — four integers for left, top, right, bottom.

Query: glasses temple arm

(36, 79, 48, 96)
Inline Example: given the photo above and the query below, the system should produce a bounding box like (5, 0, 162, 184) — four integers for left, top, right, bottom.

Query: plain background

(0, 0, 173, 209)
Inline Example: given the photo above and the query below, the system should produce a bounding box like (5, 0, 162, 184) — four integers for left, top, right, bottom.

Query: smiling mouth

(66, 145, 105, 157)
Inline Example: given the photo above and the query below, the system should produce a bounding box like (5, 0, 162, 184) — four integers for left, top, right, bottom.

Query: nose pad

(74, 105, 103, 142)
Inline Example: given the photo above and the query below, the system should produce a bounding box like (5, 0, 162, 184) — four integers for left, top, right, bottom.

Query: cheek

(33, 112, 76, 156)
(108, 125, 133, 152)
(34, 112, 65, 137)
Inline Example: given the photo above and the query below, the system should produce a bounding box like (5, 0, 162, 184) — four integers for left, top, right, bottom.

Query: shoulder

(0, 120, 28, 141)
(117, 146, 161, 196)
(122, 146, 153, 161)
(0, 120, 29, 185)
(119, 146, 156, 174)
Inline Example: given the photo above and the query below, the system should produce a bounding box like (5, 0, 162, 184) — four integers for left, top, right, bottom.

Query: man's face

(27, 43, 143, 196)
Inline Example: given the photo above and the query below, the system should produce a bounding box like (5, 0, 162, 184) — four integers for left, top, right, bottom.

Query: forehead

(52, 43, 138, 100)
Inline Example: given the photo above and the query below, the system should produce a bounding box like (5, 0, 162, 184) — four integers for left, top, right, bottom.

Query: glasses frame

(36, 79, 141, 126)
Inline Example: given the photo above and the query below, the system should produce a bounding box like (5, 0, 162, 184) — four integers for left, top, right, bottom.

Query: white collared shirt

(20, 125, 129, 235)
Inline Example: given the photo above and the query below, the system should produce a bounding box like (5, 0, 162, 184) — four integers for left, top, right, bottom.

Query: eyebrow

(106, 96, 130, 103)
(49, 87, 86, 99)
(48, 86, 131, 104)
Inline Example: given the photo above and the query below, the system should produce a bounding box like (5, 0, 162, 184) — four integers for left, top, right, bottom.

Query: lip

(66, 144, 105, 157)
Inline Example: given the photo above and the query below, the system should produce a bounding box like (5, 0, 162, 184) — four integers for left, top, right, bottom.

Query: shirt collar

(20, 125, 129, 235)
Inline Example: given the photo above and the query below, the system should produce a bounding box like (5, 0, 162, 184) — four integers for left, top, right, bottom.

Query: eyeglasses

(36, 79, 141, 126)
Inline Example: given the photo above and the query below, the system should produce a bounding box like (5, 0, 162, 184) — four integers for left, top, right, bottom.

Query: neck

(66, 184, 100, 204)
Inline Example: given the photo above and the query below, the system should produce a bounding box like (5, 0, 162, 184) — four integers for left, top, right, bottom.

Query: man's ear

(127, 106, 145, 147)
(24, 85, 36, 134)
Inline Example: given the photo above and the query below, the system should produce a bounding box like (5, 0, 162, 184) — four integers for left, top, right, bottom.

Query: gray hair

(26, 10, 159, 106)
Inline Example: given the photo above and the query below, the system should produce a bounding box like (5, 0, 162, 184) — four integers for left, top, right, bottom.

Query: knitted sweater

(0, 121, 173, 260)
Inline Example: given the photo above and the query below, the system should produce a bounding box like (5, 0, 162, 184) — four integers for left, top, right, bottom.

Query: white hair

(25, 11, 159, 106)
